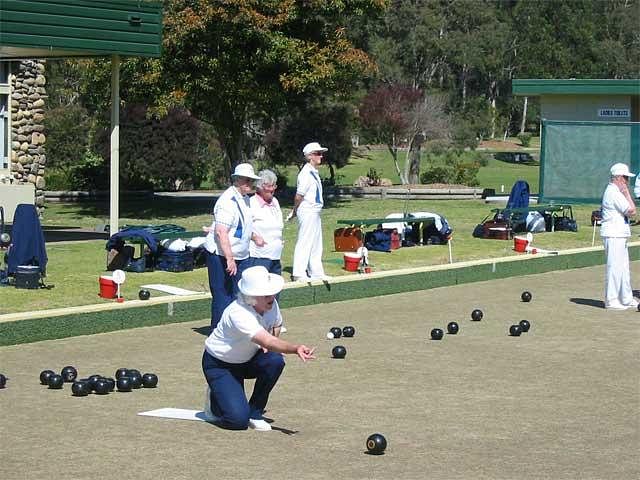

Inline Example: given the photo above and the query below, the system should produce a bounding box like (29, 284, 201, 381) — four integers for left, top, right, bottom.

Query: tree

(264, 101, 353, 185)
(359, 83, 449, 184)
(159, 0, 386, 176)
(403, 93, 451, 184)
(359, 84, 422, 183)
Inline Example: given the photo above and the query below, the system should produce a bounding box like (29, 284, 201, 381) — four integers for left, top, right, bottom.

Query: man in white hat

(204, 163, 265, 328)
(202, 266, 315, 431)
(601, 162, 637, 310)
(290, 142, 329, 281)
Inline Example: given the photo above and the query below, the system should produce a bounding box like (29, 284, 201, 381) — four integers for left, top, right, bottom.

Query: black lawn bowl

(330, 327, 342, 339)
(518, 320, 531, 333)
(71, 381, 90, 397)
(509, 325, 522, 337)
(521, 291, 532, 303)
(126, 369, 142, 379)
(103, 377, 116, 392)
(430, 328, 444, 340)
(116, 376, 132, 392)
(48, 374, 64, 389)
(39, 370, 55, 385)
(87, 375, 103, 391)
(93, 379, 110, 395)
(0, 373, 6, 389)
(342, 326, 356, 338)
(138, 289, 151, 301)
(446, 322, 459, 335)
(366, 433, 387, 455)
(115, 368, 129, 379)
(60, 366, 78, 383)
(142, 373, 158, 388)
(471, 309, 483, 321)
(128, 373, 143, 389)
(331, 346, 347, 359)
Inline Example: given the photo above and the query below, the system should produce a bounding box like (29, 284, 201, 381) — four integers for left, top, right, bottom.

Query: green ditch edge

(1, 247, 631, 346)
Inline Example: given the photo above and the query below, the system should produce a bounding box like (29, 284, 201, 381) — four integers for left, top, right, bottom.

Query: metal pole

(109, 55, 120, 237)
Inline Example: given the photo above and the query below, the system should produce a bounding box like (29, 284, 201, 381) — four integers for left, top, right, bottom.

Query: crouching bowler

(202, 266, 315, 431)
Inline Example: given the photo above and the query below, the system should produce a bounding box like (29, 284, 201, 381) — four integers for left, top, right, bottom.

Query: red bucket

(99, 275, 117, 299)
(343, 252, 361, 272)
(513, 236, 529, 253)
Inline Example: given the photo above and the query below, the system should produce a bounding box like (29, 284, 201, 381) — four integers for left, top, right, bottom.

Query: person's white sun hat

(231, 163, 260, 180)
(238, 266, 284, 296)
(610, 163, 635, 177)
(302, 142, 328, 156)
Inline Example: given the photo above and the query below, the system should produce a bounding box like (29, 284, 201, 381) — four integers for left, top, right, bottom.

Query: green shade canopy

(512, 79, 640, 96)
(0, 0, 162, 59)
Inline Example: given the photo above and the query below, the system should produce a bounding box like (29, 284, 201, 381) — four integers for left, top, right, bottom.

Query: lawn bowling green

(0, 264, 638, 479)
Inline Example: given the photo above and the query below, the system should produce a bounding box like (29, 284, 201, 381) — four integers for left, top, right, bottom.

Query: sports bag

(333, 227, 363, 252)
(156, 248, 194, 272)
(365, 228, 399, 252)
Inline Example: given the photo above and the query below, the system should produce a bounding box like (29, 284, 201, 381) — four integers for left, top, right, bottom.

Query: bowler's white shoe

(248, 418, 272, 431)
(605, 301, 628, 310)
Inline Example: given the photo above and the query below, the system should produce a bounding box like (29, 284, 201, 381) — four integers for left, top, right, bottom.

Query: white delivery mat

(138, 408, 210, 422)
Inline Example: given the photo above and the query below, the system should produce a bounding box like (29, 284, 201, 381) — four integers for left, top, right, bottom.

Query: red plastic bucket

(99, 275, 117, 299)
(513, 236, 529, 253)
(343, 252, 361, 272)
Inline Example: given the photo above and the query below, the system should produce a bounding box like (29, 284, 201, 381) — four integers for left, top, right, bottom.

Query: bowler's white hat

(302, 142, 328, 156)
(231, 163, 260, 180)
(610, 163, 635, 177)
(238, 266, 285, 296)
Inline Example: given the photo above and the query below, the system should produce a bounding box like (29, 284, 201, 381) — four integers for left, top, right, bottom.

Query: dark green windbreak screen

(540, 120, 640, 203)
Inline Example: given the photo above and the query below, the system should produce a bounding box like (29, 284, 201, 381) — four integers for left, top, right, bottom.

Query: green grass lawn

(476, 156, 540, 194)
(284, 141, 540, 193)
(1, 196, 608, 315)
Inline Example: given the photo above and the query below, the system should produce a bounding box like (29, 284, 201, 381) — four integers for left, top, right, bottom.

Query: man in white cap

(291, 142, 329, 281)
(204, 163, 265, 328)
(202, 266, 315, 431)
(601, 162, 637, 310)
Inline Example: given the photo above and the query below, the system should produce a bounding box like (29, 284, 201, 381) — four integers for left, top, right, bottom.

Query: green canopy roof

(513, 79, 640, 96)
(0, 0, 162, 59)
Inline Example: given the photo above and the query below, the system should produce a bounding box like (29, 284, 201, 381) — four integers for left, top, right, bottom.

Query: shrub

(518, 132, 533, 147)
(420, 150, 481, 186)
(94, 106, 210, 191)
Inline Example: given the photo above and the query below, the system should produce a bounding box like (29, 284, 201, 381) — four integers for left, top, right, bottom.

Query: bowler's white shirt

(296, 163, 323, 212)
(601, 183, 631, 238)
(204, 300, 283, 363)
(205, 186, 253, 259)
(249, 194, 284, 260)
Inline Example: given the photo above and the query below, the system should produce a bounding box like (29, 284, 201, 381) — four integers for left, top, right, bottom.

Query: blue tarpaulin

(7, 204, 48, 275)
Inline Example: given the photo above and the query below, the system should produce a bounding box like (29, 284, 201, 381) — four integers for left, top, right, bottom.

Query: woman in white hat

(204, 163, 265, 328)
(291, 142, 329, 281)
(601, 162, 637, 310)
(202, 266, 315, 431)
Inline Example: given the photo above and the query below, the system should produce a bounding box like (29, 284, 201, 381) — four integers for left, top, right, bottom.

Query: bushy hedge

(420, 150, 487, 186)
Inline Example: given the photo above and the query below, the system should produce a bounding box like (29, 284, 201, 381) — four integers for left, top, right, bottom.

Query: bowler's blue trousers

(202, 349, 285, 430)
(206, 252, 249, 329)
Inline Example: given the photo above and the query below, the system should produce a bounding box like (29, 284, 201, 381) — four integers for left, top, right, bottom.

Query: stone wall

(10, 60, 46, 212)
